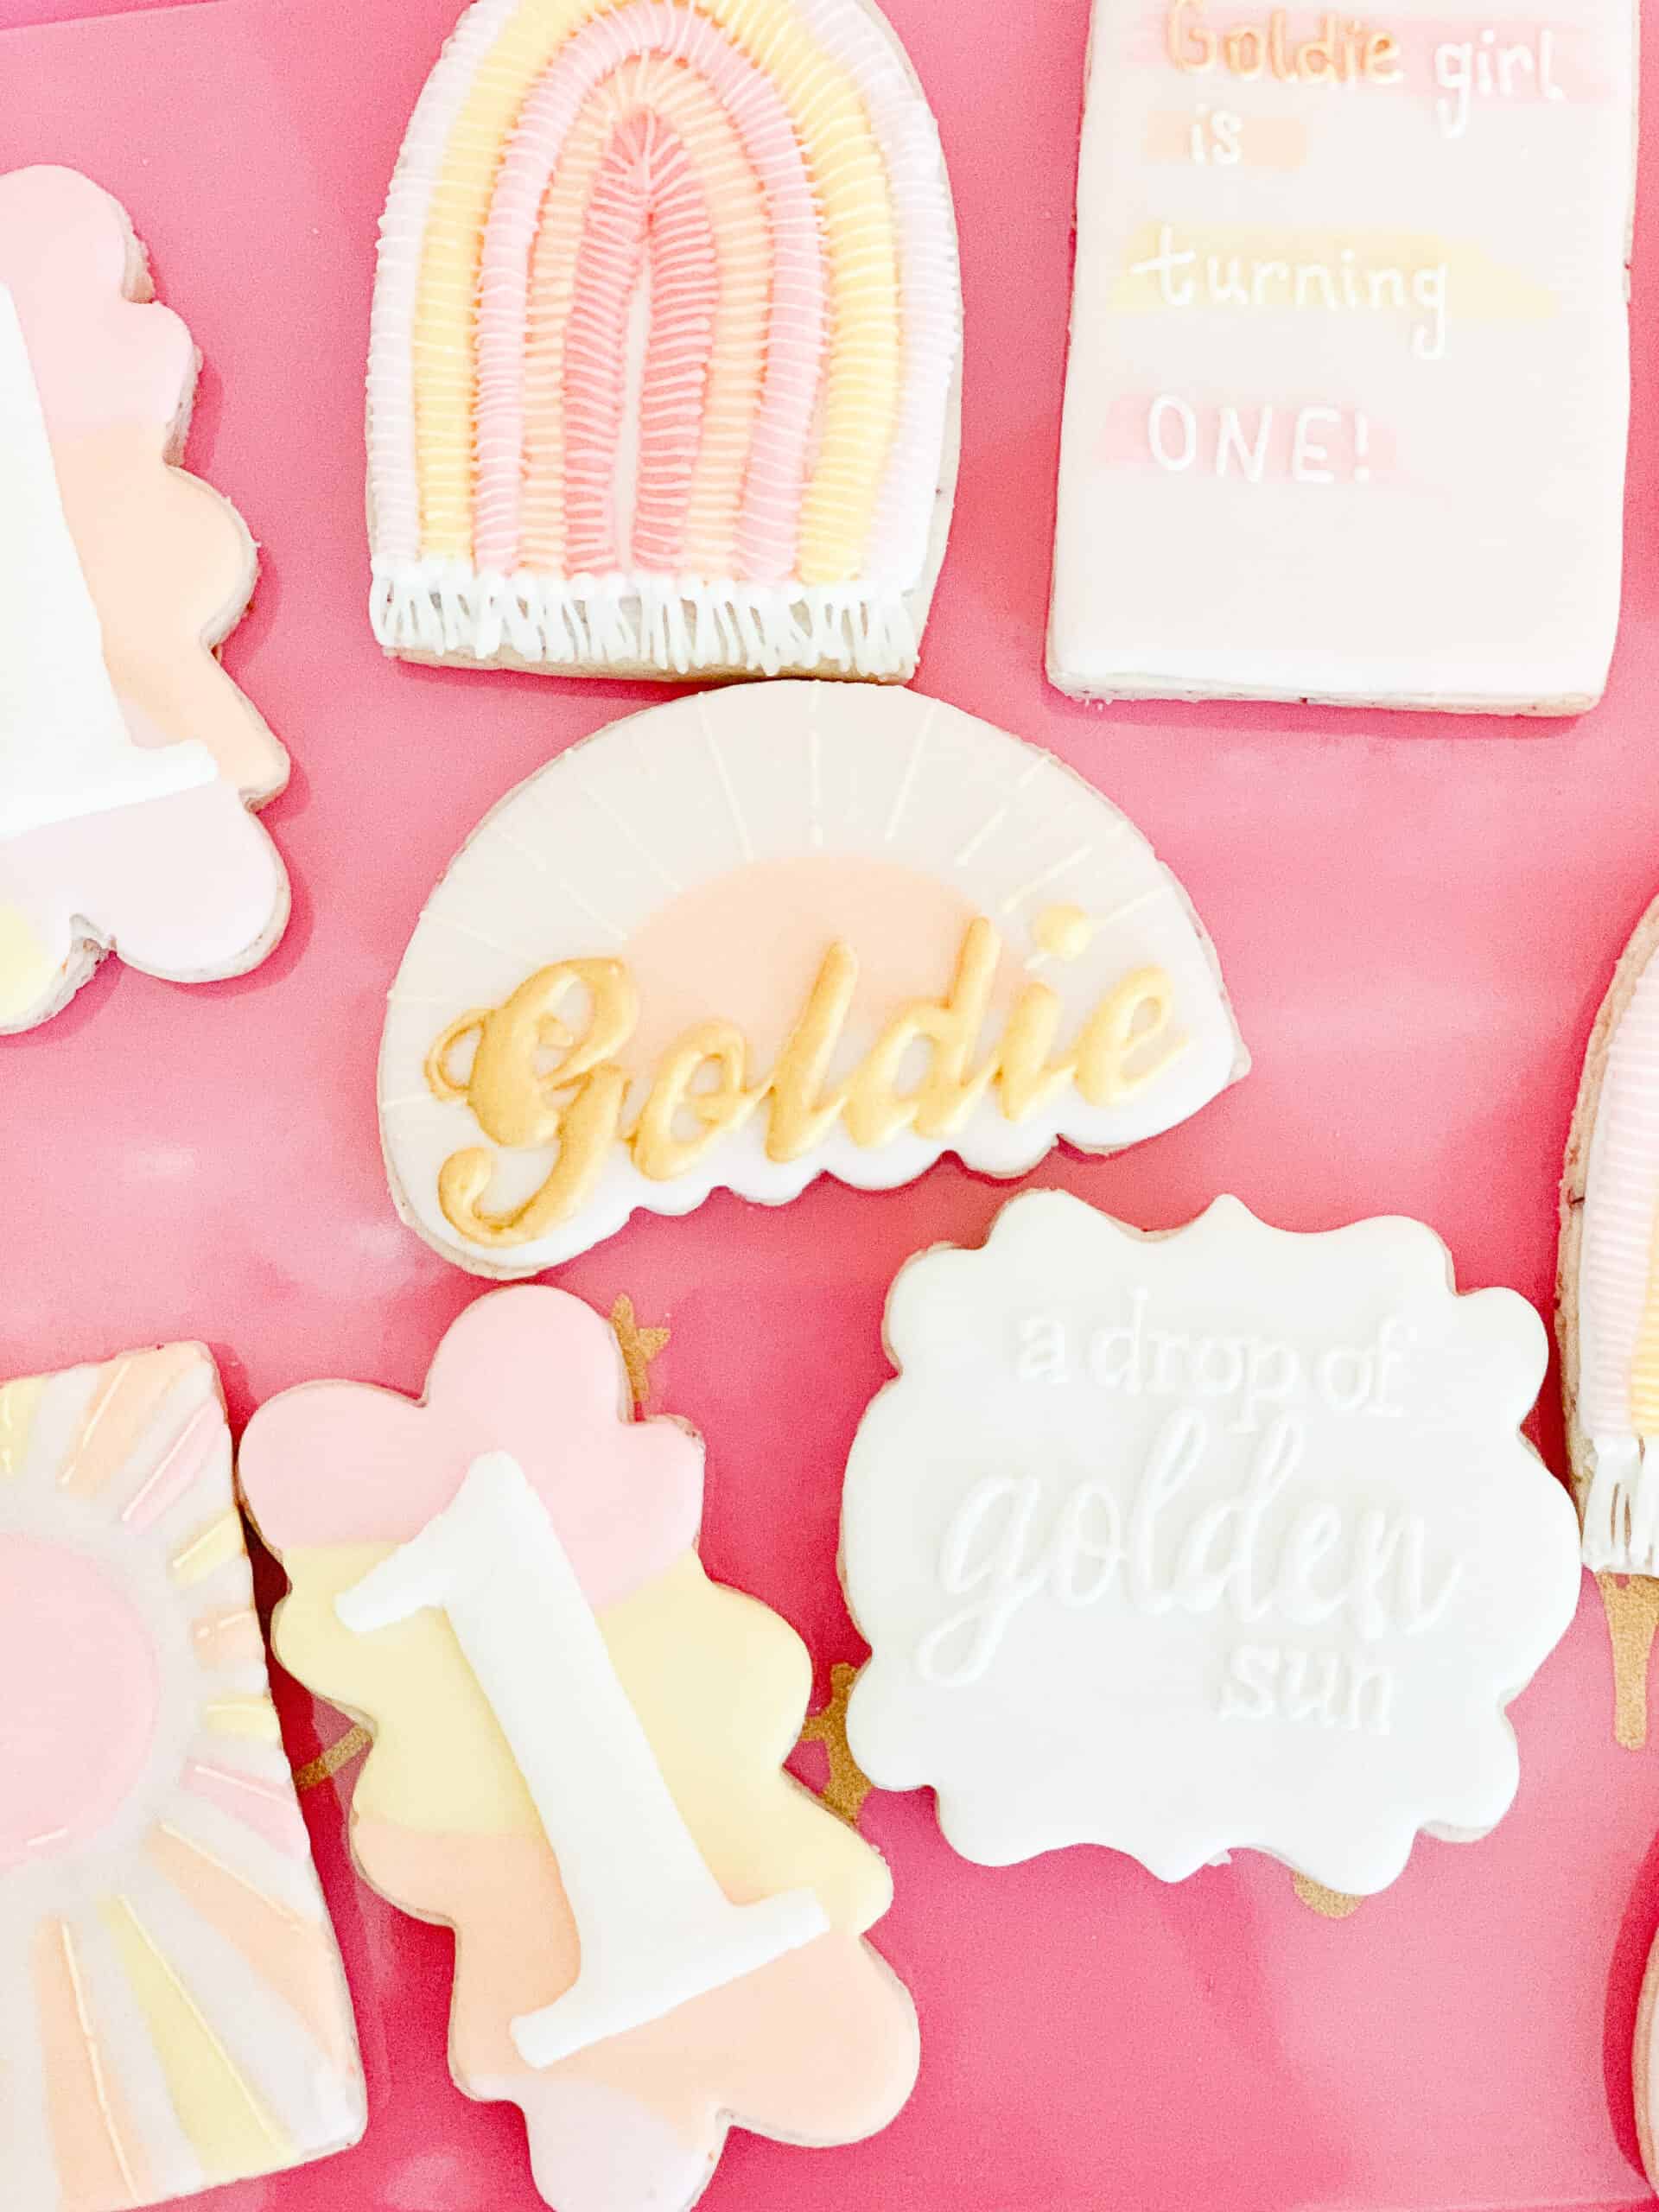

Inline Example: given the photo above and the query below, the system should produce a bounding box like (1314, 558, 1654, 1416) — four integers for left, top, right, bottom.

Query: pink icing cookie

(367, 0, 962, 680)
(0, 1342, 366, 2208)
(0, 167, 289, 1034)
(238, 1286, 920, 2212)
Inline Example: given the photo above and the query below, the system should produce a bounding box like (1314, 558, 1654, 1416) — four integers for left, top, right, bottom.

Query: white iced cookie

(842, 1190, 1582, 1895)
(378, 682, 1247, 1277)
(1047, 0, 1635, 713)
(0, 168, 289, 1033)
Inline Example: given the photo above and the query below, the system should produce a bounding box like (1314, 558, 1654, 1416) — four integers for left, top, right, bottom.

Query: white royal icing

(0, 285, 214, 843)
(842, 1191, 1581, 1893)
(338, 1450, 827, 2063)
(1048, 0, 1635, 710)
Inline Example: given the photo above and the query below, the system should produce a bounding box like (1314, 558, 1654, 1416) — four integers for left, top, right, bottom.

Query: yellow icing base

(274, 1547, 890, 1933)
(0, 901, 58, 1020)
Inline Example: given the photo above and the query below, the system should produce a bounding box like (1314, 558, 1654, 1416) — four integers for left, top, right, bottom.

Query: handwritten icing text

(912, 1409, 1462, 1689)
(426, 918, 1188, 1249)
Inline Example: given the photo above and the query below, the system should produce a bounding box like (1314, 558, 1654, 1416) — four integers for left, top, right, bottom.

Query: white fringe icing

(1581, 1435, 1659, 1573)
(370, 560, 919, 677)
(1579, 947, 1659, 1572)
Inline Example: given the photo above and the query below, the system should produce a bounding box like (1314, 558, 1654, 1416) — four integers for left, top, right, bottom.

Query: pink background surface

(2, 0, 1656, 2205)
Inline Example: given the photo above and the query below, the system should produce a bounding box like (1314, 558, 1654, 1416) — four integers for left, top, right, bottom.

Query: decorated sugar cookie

(238, 1287, 918, 2212)
(1047, 0, 1635, 711)
(0, 168, 289, 1033)
(379, 681, 1248, 1276)
(842, 1191, 1580, 1894)
(368, 0, 960, 680)
(0, 1343, 365, 2209)
(1560, 895, 1659, 1578)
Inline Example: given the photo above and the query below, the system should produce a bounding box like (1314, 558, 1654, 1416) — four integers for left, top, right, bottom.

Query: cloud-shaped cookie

(240, 1287, 918, 2212)
(842, 1191, 1582, 1895)
(0, 167, 288, 1033)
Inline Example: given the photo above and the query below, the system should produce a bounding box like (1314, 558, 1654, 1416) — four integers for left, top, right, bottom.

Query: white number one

(337, 1450, 827, 2067)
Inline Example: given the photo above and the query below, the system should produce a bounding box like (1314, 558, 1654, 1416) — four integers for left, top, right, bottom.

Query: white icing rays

(1573, 926, 1659, 1571)
(0, 288, 213, 842)
(378, 683, 1248, 1276)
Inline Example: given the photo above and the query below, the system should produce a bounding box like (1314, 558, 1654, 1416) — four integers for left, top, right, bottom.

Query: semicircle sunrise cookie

(238, 1286, 919, 2212)
(0, 168, 289, 1033)
(842, 1190, 1581, 1895)
(367, 0, 961, 680)
(378, 682, 1249, 1277)
(0, 1341, 365, 2208)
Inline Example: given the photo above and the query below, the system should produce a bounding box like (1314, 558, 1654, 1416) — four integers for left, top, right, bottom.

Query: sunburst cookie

(842, 1190, 1581, 1893)
(0, 1343, 365, 2210)
(238, 1286, 919, 2212)
(0, 167, 289, 1033)
(367, 0, 961, 680)
(378, 681, 1249, 1275)
(1559, 893, 1659, 1574)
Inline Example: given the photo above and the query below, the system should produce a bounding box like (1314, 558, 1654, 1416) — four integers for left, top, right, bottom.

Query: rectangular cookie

(1047, 0, 1637, 713)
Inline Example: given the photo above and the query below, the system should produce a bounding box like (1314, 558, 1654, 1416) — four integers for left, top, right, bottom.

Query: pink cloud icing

(0, 166, 194, 441)
(238, 1288, 704, 1611)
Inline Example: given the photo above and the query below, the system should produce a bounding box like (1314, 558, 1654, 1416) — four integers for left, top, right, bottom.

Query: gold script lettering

(428, 920, 1191, 1249)
(632, 1021, 760, 1181)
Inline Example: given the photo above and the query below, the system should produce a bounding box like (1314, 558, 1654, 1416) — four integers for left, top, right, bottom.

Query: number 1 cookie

(238, 1287, 918, 2212)
(0, 167, 289, 1032)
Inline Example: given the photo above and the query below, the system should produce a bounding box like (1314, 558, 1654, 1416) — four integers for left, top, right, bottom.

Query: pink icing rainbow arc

(368, 0, 960, 678)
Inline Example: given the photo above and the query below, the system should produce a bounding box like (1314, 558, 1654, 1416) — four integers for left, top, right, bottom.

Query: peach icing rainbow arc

(367, 0, 960, 677)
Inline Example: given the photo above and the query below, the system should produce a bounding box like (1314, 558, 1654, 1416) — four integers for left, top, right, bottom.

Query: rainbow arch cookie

(368, 0, 961, 680)
(0, 1343, 365, 2209)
